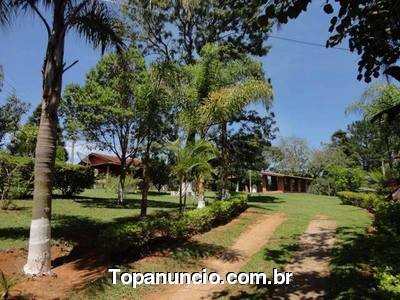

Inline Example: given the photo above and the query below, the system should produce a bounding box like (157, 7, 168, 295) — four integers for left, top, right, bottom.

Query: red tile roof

(86, 153, 142, 167)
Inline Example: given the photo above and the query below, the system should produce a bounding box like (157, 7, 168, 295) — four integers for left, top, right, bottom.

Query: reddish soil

(0, 243, 106, 300)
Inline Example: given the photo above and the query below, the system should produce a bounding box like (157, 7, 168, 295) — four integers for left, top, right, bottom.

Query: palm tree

(168, 139, 216, 211)
(177, 44, 272, 199)
(200, 79, 273, 193)
(1, 0, 123, 275)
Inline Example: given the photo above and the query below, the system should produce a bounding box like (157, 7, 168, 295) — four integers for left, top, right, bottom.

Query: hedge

(54, 162, 95, 196)
(374, 202, 400, 238)
(0, 154, 95, 199)
(337, 191, 383, 212)
(100, 194, 248, 254)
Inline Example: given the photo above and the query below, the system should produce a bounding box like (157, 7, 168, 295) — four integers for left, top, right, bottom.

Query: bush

(337, 191, 383, 212)
(376, 267, 400, 299)
(374, 203, 400, 237)
(0, 154, 95, 201)
(309, 177, 332, 195)
(54, 163, 95, 196)
(101, 194, 248, 253)
(0, 155, 34, 202)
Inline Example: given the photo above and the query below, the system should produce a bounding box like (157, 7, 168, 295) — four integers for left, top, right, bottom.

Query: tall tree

(136, 62, 177, 217)
(0, 93, 29, 147)
(271, 136, 312, 176)
(60, 84, 82, 163)
(124, 0, 272, 64)
(194, 45, 273, 193)
(226, 109, 278, 187)
(8, 104, 68, 161)
(1, 0, 123, 275)
(63, 49, 143, 206)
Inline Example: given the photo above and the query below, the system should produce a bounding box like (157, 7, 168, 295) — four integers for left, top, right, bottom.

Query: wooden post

(262, 175, 268, 193)
(297, 179, 301, 193)
(278, 177, 285, 192)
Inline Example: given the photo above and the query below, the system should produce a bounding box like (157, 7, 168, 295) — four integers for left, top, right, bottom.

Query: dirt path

(277, 215, 337, 299)
(145, 213, 287, 300)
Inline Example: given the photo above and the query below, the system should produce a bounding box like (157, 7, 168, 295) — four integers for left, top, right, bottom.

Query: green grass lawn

(1, 191, 373, 299)
(234, 193, 372, 299)
(75, 192, 370, 299)
(0, 189, 215, 251)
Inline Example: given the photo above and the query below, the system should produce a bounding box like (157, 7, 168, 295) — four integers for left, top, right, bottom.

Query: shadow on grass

(74, 198, 180, 209)
(208, 226, 384, 300)
(247, 195, 284, 204)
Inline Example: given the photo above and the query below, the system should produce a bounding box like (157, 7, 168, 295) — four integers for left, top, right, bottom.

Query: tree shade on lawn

(0, 0, 123, 276)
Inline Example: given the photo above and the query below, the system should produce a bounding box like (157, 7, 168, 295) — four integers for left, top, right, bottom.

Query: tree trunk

(118, 163, 126, 206)
(196, 175, 206, 209)
(221, 121, 229, 194)
(179, 178, 183, 213)
(183, 184, 187, 211)
(24, 3, 66, 276)
(140, 143, 150, 218)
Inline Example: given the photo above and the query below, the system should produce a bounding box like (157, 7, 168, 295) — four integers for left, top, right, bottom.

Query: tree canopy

(124, 0, 272, 63)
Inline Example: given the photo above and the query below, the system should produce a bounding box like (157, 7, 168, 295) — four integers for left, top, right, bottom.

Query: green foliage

(376, 267, 400, 299)
(124, 0, 272, 63)
(0, 155, 34, 205)
(270, 136, 311, 176)
(101, 193, 248, 253)
(374, 203, 400, 237)
(104, 175, 142, 194)
(327, 165, 365, 193)
(149, 158, 170, 192)
(7, 105, 68, 161)
(0, 154, 94, 202)
(309, 177, 331, 195)
(227, 109, 278, 183)
(0, 93, 29, 146)
(337, 191, 383, 212)
(54, 163, 95, 196)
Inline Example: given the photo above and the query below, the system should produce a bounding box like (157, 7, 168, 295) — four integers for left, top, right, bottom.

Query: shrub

(54, 163, 95, 196)
(376, 267, 400, 299)
(337, 191, 383, 212)
(0, 154, 95, 201)
(101, 194, 248, 253)
(0, 155, 34, 202)
(374, 203, 400, 237)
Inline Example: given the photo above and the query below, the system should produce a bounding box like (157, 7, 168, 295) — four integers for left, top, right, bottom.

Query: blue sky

(0, 2, 380, 151)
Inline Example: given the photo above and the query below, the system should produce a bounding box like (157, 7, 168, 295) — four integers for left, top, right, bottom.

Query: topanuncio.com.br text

(108, 268, 293, 288)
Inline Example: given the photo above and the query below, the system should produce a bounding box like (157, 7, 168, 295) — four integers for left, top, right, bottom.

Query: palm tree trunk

(179, 178, 183, 213)
(196, 175, 206, 208)
(221, 121, 229, 194)
(24, 3, 66, 275)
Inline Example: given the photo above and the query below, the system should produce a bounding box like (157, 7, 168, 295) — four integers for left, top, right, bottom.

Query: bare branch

(62, 60, 79, 73)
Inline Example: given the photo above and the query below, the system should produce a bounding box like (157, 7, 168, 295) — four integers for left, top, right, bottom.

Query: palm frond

(200, 79, 273, 126)
(0, 0, 16, 25)
(68, 0, 125, 53)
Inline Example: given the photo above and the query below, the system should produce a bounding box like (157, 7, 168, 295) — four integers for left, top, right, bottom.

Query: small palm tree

(1, 0, 124, 276)
(168, 139, 217, 211)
